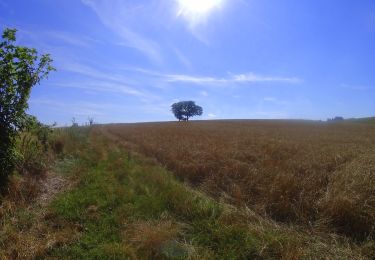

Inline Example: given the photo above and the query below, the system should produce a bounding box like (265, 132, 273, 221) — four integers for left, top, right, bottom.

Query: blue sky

(1, 0, 374, 124)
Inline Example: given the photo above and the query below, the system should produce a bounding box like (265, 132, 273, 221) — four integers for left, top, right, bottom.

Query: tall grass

(0, 126, 89, 259)
(41, 128, 370, 259)
(102, 120, 375, 241)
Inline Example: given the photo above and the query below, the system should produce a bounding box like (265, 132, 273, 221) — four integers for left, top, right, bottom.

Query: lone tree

(171, 101, 203, 121)
(0, 28, 54, 188)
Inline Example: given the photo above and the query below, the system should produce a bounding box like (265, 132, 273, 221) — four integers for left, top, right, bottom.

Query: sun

(177, 0, 223, 14)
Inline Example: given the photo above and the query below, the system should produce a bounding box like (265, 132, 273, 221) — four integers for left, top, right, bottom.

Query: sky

(1, 0, 375, 125)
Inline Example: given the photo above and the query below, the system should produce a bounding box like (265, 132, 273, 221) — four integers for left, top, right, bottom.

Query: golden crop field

(101, 120, 375, 241)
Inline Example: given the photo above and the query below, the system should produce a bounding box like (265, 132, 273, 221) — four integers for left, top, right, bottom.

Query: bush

(0, 28, 54, 189)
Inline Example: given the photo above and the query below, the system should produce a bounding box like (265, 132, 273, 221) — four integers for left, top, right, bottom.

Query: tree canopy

(171, 101, 203, 121)
(0, 28, 55, 187)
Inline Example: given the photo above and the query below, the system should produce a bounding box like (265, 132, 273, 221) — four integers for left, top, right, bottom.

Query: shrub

(0, 28, 54, 189)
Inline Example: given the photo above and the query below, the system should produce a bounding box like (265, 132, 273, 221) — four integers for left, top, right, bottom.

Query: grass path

(38, 171, 68, 208)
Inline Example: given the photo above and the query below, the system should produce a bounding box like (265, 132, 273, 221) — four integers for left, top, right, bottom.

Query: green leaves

(2, 28, 17, 42)
(171, 101, 203, 121)
(0, 28, 55, 188)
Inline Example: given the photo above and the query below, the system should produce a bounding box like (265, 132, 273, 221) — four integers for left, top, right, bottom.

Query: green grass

(48, 146, 262, 259)
(41, 128, 369, 259)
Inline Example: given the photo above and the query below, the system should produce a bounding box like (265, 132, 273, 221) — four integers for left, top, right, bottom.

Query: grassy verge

(39, 128, 370, 259)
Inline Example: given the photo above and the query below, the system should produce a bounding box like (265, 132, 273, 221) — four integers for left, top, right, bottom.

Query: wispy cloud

(44, 30, 97, 47)
(51, 81, 147, 98)
(57, 62, 160, 101)
(129, 68, 302, 85)
(14, 28, 96, 62)
(165, 73, 301, 84)
(165, 74, 223, 84)
(81, 0, 163, 63)
(61, 62, 130, 83)
(231, 73, 301, 83)
(114, 28, 162, 64)
(173, 47, 192, 69)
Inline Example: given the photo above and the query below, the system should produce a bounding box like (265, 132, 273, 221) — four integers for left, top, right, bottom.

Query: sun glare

(177, 0, 222, 14)
(177, 0, 223, 22)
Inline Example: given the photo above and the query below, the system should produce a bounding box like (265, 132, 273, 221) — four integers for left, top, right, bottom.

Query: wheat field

(101, 120, 375, 241)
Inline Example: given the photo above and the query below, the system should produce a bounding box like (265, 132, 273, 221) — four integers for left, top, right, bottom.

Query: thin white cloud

(81, 0, 163, 63)
(165, 74, 223, 84)
(44, 30, 97, 48)
(61, 61, 130, 83)
(123, 67, 302, 86)
(173, 47, 192, 69)
(57, 61, 161, 101)
(51, 81, 147, 98)
(115, 28, 162, 63)
(14, 28, 97, 64)
(163, 72, 302, 85)
(231, 73, 301, 83)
